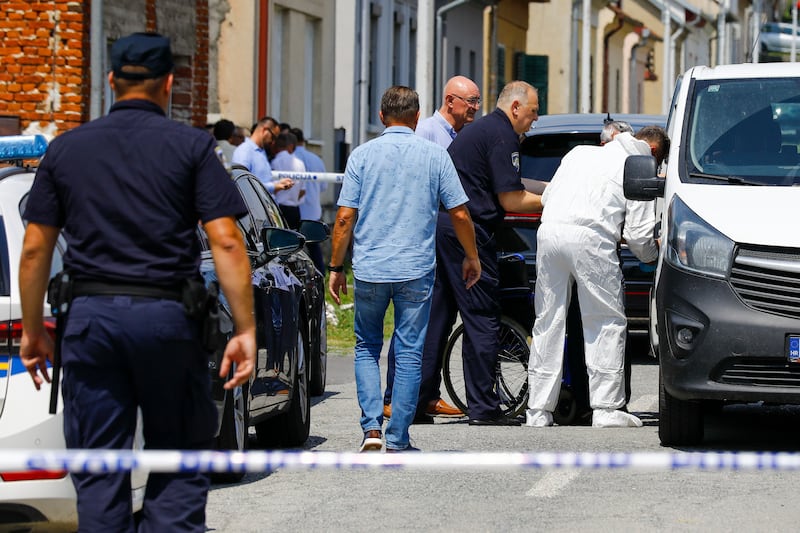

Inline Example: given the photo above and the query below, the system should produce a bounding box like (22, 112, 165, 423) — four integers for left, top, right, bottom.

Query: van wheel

(658, 373, 703, 446)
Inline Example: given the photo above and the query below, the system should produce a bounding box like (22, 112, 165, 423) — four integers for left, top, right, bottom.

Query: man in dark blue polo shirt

(19, 32, 256, 532)
(425, 81, 543, 425)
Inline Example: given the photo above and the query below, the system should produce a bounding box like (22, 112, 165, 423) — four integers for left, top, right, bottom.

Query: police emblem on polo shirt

(511, 151, 520, 172)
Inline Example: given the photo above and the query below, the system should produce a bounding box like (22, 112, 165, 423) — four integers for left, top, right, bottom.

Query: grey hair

(600, 121, 634, 143)
(496, 81, 537, 108)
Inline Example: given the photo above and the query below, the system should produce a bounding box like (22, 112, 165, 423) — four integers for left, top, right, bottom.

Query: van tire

(658, 373, 703, 446)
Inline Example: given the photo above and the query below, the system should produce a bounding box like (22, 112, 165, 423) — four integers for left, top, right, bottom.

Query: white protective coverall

(527, 132, 658, 426)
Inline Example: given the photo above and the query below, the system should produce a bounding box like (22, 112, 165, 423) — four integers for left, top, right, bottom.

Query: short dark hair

(636, 125, 670, 165)
(213, 119, 235, 141)
(380, 86, 419, 124)
(274, 132, 297, 151)
(290, 127, 305, 144)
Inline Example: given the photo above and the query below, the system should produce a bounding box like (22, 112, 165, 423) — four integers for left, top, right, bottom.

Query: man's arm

(446, 205, 481, 289)
(19, 223, 59, 390)
(204, 216, 256, 389)
(328, 206, 357, 304)
(497, 189, 543, 213)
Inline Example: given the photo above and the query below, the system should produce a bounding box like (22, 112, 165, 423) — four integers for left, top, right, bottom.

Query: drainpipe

(661, 0, 671, 114)
(358, 0, 370, 145)
(669, 25, 687, 93)
(602, 14, 624, 113)
(90, 0, 104, 119)
(717, 0, 727, 65)
(581, 0, 591, 113)
(792, 0, 798, 62)
(571, 0, 580, 112)
(435, 0, 472, 103)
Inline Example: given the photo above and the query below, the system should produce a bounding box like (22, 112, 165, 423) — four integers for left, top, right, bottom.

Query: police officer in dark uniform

(424, 80, 542, 425)
(19, 33, 256, 532)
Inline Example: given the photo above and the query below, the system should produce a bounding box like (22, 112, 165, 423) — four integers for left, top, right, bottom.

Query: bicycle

(441, 253, 589, 423)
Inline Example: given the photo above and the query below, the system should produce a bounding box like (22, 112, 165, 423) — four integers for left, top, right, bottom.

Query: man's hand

(219, 328, 256, 389)
(275, 178, 294, 191)
(328, 271, 347, 305)
(462, 257, 482, 290)
(20, 330, 53, 391)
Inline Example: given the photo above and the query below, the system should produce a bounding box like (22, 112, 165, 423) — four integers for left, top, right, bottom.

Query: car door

(234, 175, 300, 415)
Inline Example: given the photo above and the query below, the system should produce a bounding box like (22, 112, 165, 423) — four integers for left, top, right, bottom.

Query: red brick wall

(0, 0, 89, 135)
(193, 0, 208, 127)
(0, 0, 210, 137)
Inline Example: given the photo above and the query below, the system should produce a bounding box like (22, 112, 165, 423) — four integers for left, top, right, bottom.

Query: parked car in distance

(203, 166, 328, 482)
(0, 135, 147, 529)
(497, 113, 667, 340)
(759, 22, 800, 55)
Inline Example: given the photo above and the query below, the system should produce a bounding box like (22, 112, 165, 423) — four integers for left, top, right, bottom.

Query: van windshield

(686, 76, 800, 186)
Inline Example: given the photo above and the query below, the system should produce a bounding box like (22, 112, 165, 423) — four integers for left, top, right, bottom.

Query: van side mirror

(623, 155, 664, 201)
(298, 219, 330, 243)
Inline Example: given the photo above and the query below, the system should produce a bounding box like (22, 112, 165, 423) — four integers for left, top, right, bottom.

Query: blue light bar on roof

(0, 135, 48, 161)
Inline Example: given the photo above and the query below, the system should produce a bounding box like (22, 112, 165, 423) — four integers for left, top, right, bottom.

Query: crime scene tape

(271, 171, 345, 183)
(3, 450, 800, 474)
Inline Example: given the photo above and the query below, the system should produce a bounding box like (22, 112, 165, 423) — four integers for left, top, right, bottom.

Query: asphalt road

(205, 345, 800, 532)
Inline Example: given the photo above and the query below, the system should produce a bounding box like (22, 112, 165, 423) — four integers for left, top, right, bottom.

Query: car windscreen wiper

(689, 171, 763, 186)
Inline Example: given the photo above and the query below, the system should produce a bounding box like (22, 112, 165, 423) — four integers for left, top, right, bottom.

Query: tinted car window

(18, 193, 64, 279)
(0, 218, 8, 296)
(520, 132, 598, 181)
(242, 177, 286, 229)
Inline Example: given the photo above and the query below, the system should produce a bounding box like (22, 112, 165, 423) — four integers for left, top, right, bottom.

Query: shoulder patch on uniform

(511, 151, 520, 172)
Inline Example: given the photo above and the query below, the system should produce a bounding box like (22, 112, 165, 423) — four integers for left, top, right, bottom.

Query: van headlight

(665, 195, 734, 279)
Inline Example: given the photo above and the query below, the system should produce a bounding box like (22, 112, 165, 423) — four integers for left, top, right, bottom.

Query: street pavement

(205, 346, 800, 532)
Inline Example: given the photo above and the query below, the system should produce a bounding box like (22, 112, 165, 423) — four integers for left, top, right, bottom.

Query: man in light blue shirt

(232, 116, 293, 195)
(415, 75, 481, 148)
(292, 127, 328, 274)
(328, 86, 481, 453)
(383, 75, 482, 421)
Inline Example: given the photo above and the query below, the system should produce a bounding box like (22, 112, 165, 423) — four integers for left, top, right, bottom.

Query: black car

(497, 113, 667, 340)
(198, 167, 328, 480)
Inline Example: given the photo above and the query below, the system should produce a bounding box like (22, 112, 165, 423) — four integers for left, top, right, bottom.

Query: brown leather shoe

(426, 398, 464, 417)
(383, 404, 392, 419)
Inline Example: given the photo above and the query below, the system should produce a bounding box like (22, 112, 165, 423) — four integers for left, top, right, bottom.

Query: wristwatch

(327, 264, 344, 273)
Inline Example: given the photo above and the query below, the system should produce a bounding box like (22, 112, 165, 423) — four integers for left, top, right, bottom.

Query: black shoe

(468, 416, 521, 426)
(411, 414, 434, 425)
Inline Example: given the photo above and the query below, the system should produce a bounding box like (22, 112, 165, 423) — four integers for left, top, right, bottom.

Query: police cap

(111, 32, 174, 80)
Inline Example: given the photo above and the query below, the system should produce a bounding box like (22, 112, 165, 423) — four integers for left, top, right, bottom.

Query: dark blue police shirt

(24, 99, 247, 284)
(447, 108, 524, 231)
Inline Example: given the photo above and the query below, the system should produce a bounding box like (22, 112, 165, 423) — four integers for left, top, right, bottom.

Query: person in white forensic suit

(526, 126, 670, 428)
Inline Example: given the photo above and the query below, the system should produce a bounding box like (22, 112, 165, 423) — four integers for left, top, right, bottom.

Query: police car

(0, 135, 146, 529)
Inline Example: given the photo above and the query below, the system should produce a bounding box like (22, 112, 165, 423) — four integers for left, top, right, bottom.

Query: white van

(624, 63, 800, 446)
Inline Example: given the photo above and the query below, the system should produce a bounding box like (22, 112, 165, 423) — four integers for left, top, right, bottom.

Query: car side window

(246, 178, 286, 229)
(18, 193, 65, 280)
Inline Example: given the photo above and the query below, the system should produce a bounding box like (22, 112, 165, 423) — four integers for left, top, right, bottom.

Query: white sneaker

(592, 409, 643, 428)
(358, 430, 383, 452)
(525, 409, 554, 427)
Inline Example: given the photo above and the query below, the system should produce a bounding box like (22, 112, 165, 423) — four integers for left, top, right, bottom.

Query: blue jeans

(353, 270, 434, 450)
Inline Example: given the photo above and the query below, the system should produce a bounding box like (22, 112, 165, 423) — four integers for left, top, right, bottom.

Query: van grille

(716, 358, 800, 387)
(729, 246, 800, 319)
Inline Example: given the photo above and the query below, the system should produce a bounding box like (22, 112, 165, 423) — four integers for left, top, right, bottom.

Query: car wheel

(212, 377, 249, 484)
(254, 326, 311, 448)
(309, 303, 327, 396)
(283, 325, 311, 446)
(658, 371, 703, 446)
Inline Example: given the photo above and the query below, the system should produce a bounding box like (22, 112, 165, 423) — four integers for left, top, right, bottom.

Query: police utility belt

(46, 273, 222, 414)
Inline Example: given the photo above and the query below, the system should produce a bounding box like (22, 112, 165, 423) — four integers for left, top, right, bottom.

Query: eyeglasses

(450, 94, 481, 107)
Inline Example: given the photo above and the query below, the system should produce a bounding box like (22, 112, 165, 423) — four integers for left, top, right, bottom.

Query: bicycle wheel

(442, 316, 530, 418)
